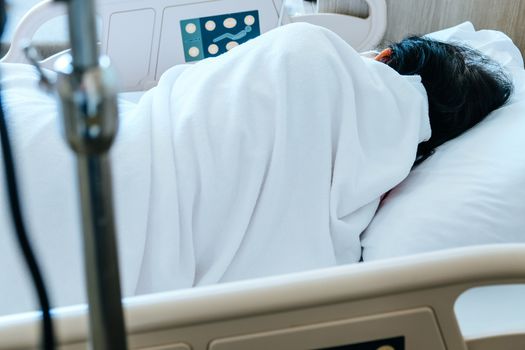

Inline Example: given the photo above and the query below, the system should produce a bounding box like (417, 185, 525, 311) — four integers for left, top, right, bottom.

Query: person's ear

(375, 48, 393, 63)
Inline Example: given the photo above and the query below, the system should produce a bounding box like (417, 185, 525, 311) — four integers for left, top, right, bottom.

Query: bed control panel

(156, 0, 280, 83)
(180, 10, 261, 62)
(209, 308, 444, 350)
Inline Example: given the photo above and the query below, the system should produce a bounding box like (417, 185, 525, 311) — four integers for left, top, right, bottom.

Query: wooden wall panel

(318, 0, 525, 55)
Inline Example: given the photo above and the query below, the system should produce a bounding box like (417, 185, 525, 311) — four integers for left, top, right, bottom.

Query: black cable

(0, 1, 56, 349)
(0, 83, 56, 350)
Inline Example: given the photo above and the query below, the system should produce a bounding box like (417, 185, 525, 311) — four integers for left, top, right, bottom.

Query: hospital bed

(0, 245, 523, 350)
(1, 0, 525, 349)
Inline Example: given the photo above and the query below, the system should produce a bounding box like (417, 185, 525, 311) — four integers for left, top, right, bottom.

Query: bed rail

(289, 0, 386, 52)
(0, 0, 283, 91)
(1, 244, 524, 349)
(1, 0, 388, 92)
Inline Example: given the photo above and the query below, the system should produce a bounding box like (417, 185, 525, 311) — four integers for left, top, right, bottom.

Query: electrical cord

(0, 76, 56, 350)
(0, 1, 56, 349)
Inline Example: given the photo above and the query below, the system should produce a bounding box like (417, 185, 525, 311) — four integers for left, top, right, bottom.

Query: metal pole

(53, 0, 128, 348)
(65, 0, 99, 70)
(77, 154, 127, 350)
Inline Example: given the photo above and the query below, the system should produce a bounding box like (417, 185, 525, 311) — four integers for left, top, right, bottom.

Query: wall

(318, 0, 525, 55)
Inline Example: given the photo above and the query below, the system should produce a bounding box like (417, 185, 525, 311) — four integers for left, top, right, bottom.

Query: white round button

(244, 15, 255, 26)
(188, 47, 200, 58)
(223, 17, 237, 29)
(185, 23, 197, 34)
(208, 44, 219, 55)
(226, 41, 239, 51)
(205, 20, 216, 31)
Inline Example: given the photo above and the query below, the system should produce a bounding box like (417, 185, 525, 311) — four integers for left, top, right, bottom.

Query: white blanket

(0, 23, 429, 314)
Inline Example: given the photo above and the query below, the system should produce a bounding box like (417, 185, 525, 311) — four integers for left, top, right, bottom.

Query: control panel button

(188, 47, 200, 57)
(244, 15, 255, 26)
(205, 20, 216, 31)
(226, 41, 239, 50)
(223, 17, 237, 29)
(208, 44, 219, 55)
(185, 22, 197, 34)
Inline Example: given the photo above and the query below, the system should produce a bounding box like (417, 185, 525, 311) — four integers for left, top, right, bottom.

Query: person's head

(376, 36, 513, 163)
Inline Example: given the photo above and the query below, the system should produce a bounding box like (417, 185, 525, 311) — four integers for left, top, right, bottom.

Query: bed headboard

(319, 0, 525, 56)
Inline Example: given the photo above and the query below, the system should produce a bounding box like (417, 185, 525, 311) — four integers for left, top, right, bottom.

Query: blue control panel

(180, 10, 261, 62)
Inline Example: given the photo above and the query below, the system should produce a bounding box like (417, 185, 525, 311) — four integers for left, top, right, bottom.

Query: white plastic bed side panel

(1, 244, 525, 349)
(107, 8, 156, 90)
(290, 0, 386, 51)
(455, 284, 525, 339)
(209, 307, 445, 350)
(290, 13, 371, 50)
(2, 0, 281, 91)
(124, 286, 491, 350)
(467, 333, 525, 350)
(155, 0, 279, 81)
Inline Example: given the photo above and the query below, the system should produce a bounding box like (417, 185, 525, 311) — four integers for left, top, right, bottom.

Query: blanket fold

(134, 23, 430, 291)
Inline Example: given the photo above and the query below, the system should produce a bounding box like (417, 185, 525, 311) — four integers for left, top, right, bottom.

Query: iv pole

(52, 0, 128, 348)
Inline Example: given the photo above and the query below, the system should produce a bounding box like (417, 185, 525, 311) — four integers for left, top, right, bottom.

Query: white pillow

(361, 22, 525, 261)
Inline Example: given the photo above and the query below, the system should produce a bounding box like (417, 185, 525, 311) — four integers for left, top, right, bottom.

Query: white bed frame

(1, 1, 524, 349)
(0, 245, 524, 349)
(0, 0, 386, 91)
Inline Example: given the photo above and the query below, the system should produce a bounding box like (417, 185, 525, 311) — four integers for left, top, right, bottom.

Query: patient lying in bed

(0, 23, 512, 314)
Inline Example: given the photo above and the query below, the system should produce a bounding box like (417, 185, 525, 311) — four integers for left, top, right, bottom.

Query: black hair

(383, 36, 513, 163)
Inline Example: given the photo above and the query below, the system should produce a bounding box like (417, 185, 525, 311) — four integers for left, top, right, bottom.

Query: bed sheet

(119, 91, 146, 104)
